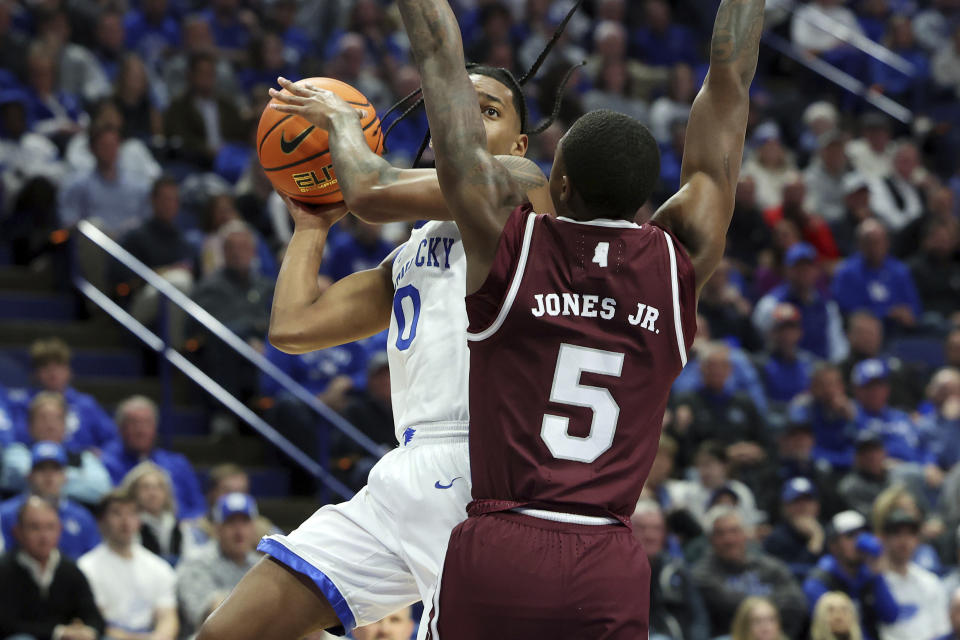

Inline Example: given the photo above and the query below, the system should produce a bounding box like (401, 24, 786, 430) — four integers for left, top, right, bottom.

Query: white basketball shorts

(258, 436, 470, 636)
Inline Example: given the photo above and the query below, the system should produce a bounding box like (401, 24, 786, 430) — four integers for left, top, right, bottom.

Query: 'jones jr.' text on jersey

(530, 293, 661, 333)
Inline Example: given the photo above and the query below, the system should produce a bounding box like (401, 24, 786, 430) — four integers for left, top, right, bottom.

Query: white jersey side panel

(387, 221, 469, 443)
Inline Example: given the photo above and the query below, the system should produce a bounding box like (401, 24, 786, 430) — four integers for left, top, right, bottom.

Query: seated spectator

(629, 0, 699, 67)
(726, 177, 774, 272)
(123, 0, 182, 73)
(839, 432, 895, 517)
(692, 506, 807, 638)
(851, 359, 930, 466)
(670, 441, 763, 530)
(176, 493, 260, 635)
(791, 0, 866, 61)
(804, 510, 898, 640)
(261, 338, 369, 405)
(122, 462, 205, 566)
(847, 113, 895, 180)
(908, 218, 960, 324)
(729, 596, 786, 640)
(671, 342, 769, 465)
(804, 130, 852, 225)
(238, 32, 297, 93)
(830, 172, 876, 255)
(113, 54, 164, 142)
(868, 142, 927, 233)
(199, 195, 278, 279)
(742, 123, 799, 212)
(101, 396, 205, 519)
(0, 496, 104, 640)
(92, 10, 126, 83)
(341, 351, 394, 449)
(1, 392, 112, 505)
(632, 500, 710, 640)
(201, 0, 253, 62)
(932, 24, 960, 99)
(871, 485, 942, 572)
(789, 364, 858, 471)
(319, 216, 393, 285)
(858, 0, 891, 42)
(266, 0, 311, 67)
(352, 607, 415, 640)
(63, 98, 161, 184)
(0, 89, 65, 200)
(78, 490, 178, 640)
(831, 220, 922, 334)
(763, 181, 841, 262)
(161, 14, 239, 102)
(925, 369, 960, 471)
(763, 478, 826, 580)
(12, 337, 119, 453)
(34, 9, 110, 106)
(57, 125, 151, 238)
(879, 509, 950, 640)
(867, 17, 930, 110)
(696, 259, 760, 352)
(194, 464, 279, 545)
(771, 422, 845, 519)
(189, 224, 275, 403)
(115, 176, 195, 344)
(810, 591, 864, 640)
(22, 42, 87, 142)
(0, 442, 100, 559)
(649, 63, 695, 145)
(753, 303, 818, 407)
(164, 51, 245, 168)
(583, 57, 648, 124)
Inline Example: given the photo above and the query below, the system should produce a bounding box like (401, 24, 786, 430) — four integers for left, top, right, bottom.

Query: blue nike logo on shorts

(435, 477, 463, 489)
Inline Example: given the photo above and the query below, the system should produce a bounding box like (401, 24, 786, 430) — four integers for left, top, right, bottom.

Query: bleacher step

(257, 497, 320, 534)
(0, 265, 55, 291)
(0, 346, 142, 378)
(172, 434, 267, 467)
(0, 320, 128, 349)
(0, 291, 73, 321)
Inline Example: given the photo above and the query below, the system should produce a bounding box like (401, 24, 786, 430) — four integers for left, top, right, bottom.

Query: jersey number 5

(541, 344, 624, 463)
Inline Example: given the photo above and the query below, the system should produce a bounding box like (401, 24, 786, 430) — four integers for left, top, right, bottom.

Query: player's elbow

(267, 323, 311, 355)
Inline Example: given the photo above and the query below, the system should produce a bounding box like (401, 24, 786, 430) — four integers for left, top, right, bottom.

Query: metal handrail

(762, 32, 913, 124)
(76, 220, 385, 459)
(73, 276, 356, 501)
(785, 0, 916, 76)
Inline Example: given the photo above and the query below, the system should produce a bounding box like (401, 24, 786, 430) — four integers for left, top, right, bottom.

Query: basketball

(257, 77, 383, 204)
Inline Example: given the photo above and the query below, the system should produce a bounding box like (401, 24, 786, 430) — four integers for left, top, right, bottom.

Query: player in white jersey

(198, 66, 557, 640)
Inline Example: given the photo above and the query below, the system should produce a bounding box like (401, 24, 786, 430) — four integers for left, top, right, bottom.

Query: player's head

(550, 110, 660, 222)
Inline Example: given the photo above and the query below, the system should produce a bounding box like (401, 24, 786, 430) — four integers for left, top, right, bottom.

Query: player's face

(469, 74, 527, 157)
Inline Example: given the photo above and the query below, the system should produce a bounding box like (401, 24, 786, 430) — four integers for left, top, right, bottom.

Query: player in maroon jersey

(394, 0, 765, 636)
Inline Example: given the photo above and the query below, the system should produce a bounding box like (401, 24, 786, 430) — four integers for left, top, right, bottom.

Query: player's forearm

(268, 224, 330, 352)
(709, 0, 765, 88)
(396, 0, 487, 162)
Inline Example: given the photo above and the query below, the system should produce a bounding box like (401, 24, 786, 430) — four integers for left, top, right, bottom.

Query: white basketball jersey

(386, 221, 470, 444)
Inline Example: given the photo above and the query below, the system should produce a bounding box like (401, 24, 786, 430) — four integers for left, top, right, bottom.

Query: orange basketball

(257, 77, 383, 204)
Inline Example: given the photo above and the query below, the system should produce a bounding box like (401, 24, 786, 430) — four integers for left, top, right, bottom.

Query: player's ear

(560, 175, 571, 204)
(511, 134, 529, 157)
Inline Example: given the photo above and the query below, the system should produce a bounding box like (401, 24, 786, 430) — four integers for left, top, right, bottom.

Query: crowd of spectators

(0, 0, 959, 639)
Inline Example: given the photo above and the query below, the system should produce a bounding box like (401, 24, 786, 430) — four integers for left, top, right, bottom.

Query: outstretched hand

(268, 77, 362, 131)
(280, 193, 349, 230)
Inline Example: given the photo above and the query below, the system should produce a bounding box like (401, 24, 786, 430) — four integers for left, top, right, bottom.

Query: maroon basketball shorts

(425, 510, 650, 639)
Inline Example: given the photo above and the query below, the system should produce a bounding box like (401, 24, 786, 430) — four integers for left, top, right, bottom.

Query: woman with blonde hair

(811, 591, 862, 640)
(731, 597, 788, 640)
(122, 461, 203, 564)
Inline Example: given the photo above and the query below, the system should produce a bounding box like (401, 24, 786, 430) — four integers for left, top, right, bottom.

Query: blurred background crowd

(1, 0, 960, 639)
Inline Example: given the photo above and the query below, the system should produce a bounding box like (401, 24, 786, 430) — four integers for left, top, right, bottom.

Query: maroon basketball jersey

(465, 204, 697, 522)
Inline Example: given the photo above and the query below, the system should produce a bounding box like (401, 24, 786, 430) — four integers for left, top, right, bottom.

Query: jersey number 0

(541, 344, 625, 463)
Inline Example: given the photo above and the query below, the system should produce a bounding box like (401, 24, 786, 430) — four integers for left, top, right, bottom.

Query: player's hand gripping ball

(258, 76, 383, 204)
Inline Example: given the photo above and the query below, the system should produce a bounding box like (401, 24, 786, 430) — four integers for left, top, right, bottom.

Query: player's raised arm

(652, 0, 765, 295)
(394, 0, 544, 293)
(267, 197, 393, 354)
(270, 79, 553, 225)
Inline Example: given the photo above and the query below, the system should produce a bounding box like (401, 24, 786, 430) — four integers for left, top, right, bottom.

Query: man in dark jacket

(803, 510, 898, 640)
(0, 496, 104, 640)
(763, 477, 825, 580)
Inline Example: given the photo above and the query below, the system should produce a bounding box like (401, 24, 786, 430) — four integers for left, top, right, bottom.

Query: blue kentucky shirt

(832, 253, 922, 321)
(100, 442, 206, 519)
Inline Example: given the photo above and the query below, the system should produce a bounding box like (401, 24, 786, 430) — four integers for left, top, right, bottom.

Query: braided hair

(382, 0, 585, 166)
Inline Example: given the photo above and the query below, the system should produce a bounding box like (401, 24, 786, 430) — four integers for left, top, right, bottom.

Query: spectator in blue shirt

(12, 338, 119, 454)
(2, 392, 112, 505)
(0, 442, 101, 559)
(851, 359, 931, 466)
(124, 0, 182, 72)
(629, 0, 700, 67)
(753, 243, 848, 361)
(755, 303, 819, 406)
(319, 217, 394, 284)
(101, 396, 205, 519)
(266, 0, 312, 67)
(260, 340, 371, 399)
(202, 0, 253, 62)
(803, 510, 898, 640)
(867, 16, 931, 110)
(92, 10, 126, 83)
(764, 478, 825, 580)
(22, 44, 86, 143)
(922, 368, 960, 471)
(789, 364, 858, 471)
(831, 219, 922, 334)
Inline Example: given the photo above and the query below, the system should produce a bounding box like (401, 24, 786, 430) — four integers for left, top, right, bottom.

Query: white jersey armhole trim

(662, 229, 688, 367)
(556, 216, 640, 228)
(466, 212, 537, 342)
